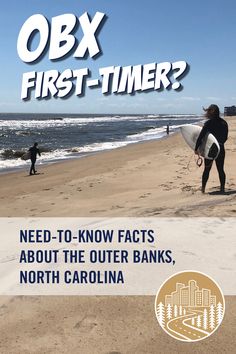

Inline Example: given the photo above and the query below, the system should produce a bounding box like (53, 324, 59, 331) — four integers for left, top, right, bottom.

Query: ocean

(0, 113, 203, 172)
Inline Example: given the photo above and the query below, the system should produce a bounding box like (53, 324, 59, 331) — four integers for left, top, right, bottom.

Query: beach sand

(0, 296, 235, 354)
(0, 117, 236, 353)
(1, 118, 236, 218)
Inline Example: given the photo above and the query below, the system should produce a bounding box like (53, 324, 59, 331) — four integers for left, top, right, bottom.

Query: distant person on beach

(29, 142, 41, 175)
(195, 104, 228, 193)
(166, 124, 170, 135)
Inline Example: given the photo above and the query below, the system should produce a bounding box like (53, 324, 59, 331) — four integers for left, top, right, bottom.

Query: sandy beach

(0, 117, 236, 353)
(1, 117, 236, 218)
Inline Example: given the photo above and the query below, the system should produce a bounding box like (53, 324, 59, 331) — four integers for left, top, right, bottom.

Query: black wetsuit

(29, 146, 41, 175)
(195, 118, 228, 192)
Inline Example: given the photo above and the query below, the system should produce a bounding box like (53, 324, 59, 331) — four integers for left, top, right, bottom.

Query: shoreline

(0, 131, 175, 175)
(0, 117, 235, 217)
(0, 113, 204, 174)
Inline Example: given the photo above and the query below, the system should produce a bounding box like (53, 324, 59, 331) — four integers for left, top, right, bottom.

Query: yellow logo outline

(154, 270, 225, 342)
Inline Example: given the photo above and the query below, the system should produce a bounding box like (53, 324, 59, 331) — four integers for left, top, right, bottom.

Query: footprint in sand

(220, 267, 233, 271)
(74, 316, 98, 333)
(0, 254, 19, 263)
(181, 185, 193, 192)
(90, 209, 106, 213)
(145, 207, 165, 216)
(182, 251, 197, 257)
(139, 193, 151, 198)
(203, 229, 214, 234)
(174, 208, 189, 216)
(160, 183, 172, 191)
(0, 304, 8, 315)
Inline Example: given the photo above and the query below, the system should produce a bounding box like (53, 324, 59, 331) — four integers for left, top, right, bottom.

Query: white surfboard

(180, 125, 220, 160)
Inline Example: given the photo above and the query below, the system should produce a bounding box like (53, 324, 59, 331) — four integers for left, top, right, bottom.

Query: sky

(0, 0, 236, 114)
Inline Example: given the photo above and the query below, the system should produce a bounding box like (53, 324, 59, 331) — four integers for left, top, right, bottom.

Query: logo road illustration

(155, 271, 225, 342)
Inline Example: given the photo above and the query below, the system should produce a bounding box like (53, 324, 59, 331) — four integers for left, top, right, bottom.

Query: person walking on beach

(195, 104, 228, 193)
(166, 124, 170, 135)
(29, 142, 41, 175)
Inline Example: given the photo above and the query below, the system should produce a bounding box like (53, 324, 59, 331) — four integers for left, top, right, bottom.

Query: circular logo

(155, 271, 225, 342)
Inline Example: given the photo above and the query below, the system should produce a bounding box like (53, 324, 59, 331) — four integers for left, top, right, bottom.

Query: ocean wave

(0, 124, 186, 169)
(0, 149, 25, 159)
(76, 141, 135, 153)
(15, 131, 41, 136)
(0, 139, 138, 170)
(0, 115, 203, 171)
(15, 131, 31, 136)
(0, 114, 202, 130)
(127, 127, 166, 141)
(0, 147, 52, 160)
(0, 119, 84, 130)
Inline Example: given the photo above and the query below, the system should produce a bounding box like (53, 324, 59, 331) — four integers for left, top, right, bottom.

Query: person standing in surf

(166, 124, 170, 135)
(195, 104, 228, 193)
(29, 142, 41, 175)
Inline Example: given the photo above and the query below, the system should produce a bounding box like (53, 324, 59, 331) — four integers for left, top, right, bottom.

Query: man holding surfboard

(195, 104, 228, 193)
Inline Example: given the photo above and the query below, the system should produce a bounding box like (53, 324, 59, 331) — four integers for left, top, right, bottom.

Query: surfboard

(21, 151, 31, 161)
(180, 125, 220, 160)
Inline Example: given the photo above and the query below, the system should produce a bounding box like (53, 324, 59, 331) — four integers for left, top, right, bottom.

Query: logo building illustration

(155, 271, 225, 342)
